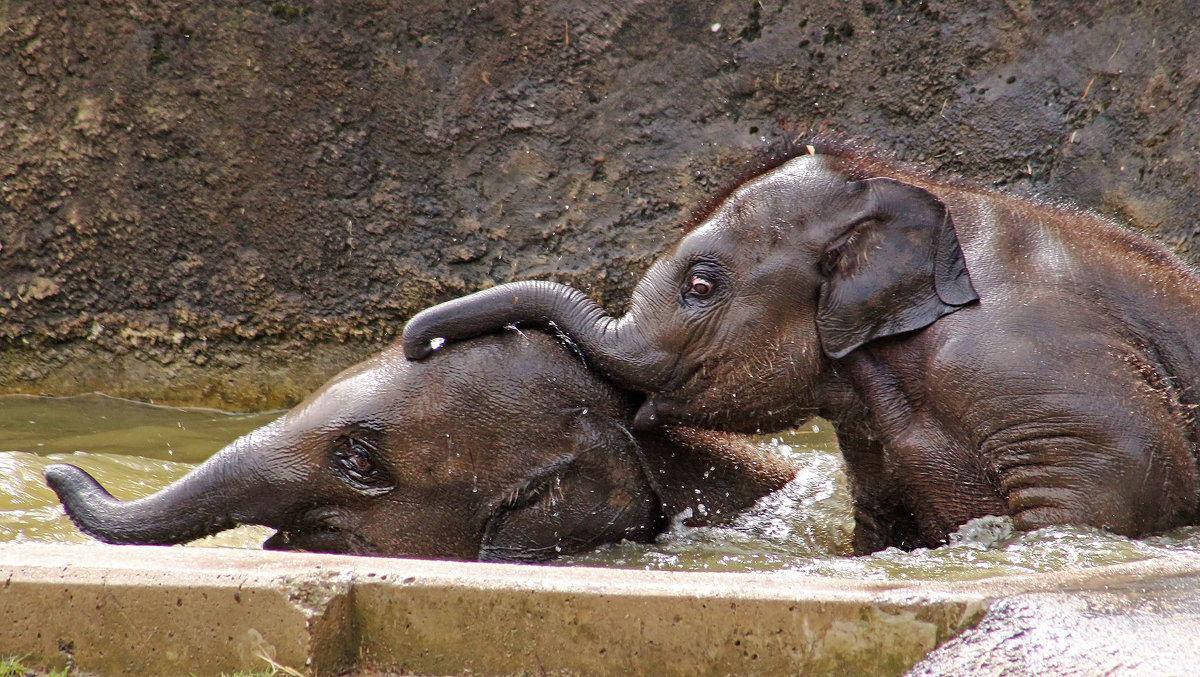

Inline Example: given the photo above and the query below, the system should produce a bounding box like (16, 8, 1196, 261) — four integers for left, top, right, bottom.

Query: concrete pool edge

(0, 544, 1197, 676)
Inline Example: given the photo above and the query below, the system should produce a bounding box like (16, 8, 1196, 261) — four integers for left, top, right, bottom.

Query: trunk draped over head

(44, 434, 287, 546)
(402, 280, 670, 391)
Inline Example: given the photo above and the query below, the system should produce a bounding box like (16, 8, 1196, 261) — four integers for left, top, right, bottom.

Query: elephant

(401, 146, 1200, 554)
(45, 330, 796, 562)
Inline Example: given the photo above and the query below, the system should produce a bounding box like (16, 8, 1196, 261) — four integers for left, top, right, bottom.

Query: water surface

(3, 393, 1197, 579)
(0, 393, 278, 548)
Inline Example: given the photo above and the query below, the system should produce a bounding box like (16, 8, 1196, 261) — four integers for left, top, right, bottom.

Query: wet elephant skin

(402, 147, 1200, 554)
(45, 331, 795, 562)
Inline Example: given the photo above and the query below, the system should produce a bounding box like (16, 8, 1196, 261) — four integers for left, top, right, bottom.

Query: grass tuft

(0, 656, 70, 677)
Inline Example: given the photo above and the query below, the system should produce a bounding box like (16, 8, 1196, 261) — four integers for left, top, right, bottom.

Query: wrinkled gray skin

(403, 151, 1200, 554)
(45, 331, 795, 562)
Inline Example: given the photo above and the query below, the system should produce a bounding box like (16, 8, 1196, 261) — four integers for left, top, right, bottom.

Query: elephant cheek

(320, 505, 484, 560)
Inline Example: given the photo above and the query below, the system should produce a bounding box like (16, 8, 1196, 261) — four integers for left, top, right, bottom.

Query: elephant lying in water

(44, 331, 796, 562)
(403, 146, 1200, 554)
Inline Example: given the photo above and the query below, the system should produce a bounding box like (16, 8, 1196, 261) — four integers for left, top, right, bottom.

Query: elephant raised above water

(403, 146, 1200, 554)
(45, 331, 796, 562)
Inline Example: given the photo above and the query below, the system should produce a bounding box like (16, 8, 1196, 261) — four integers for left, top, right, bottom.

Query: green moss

(0, 656, 70, 677)
(0, 656, 281, 677)
(268, 3, 310, 20)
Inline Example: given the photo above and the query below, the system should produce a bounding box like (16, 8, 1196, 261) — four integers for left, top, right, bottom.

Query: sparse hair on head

(679, 129, 921, 233)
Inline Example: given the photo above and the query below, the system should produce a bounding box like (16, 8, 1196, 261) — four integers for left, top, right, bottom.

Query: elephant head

(402, 153, 977, 433)
(46, 331, 795, 562)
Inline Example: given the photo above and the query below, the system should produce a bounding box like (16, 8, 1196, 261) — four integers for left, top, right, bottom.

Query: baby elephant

(404, 147, 1200, 553)
(45, 331, 796, 562)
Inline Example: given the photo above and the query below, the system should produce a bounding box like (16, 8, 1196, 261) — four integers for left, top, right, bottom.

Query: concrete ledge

(0, 544, 355, 675)
(1, 544, 1198, 676)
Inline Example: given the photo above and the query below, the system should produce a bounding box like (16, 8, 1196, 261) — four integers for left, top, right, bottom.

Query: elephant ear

(479, 432, 663, 563)
(815, 177, 978, 359)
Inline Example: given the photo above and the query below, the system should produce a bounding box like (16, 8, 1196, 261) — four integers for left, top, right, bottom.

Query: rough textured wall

(2, 1, 1197, 409)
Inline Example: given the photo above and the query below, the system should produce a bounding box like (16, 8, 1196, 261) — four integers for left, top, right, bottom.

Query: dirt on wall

(2, 0, 1197, 410)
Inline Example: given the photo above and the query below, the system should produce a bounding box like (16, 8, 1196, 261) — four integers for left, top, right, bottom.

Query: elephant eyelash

(500, 466, 568, 510)
(817, 244, 845, 276)
(333, 437, 395, 496)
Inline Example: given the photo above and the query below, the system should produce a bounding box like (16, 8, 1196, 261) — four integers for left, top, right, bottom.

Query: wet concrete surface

(910, 565, 1200, 676)
(1, 544, 1198, 676)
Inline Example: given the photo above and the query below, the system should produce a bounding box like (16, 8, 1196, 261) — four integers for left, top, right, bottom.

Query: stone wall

(2, 1, 1196, 409)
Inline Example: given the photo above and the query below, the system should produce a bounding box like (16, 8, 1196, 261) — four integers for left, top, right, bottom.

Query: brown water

(0, 393, 279, 548)
(3, 393, 1198, 579)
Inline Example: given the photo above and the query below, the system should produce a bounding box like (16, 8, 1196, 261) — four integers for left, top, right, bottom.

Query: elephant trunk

(45, 432, 288, 545)
(402, 280, 672, 391)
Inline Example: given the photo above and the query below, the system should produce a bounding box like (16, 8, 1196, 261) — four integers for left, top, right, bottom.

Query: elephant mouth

(635, 390, 814, 435)
(632, 363, 715, 431)
(633, 396, 670, 431)
(262, 507, 377, 556)
(633, 392, 717, 431)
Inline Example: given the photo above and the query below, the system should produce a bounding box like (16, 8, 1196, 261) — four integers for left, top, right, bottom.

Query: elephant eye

(334, 438, 394, 496)
(680, 261, 727, 305)
(687, 275, 714, 297)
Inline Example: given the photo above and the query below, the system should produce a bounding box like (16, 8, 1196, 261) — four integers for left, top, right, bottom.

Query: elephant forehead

(763, 153, 836, 186)
(296, 359, 405, 423)
(746, 155, 848, 215)
(687, 154, 844, 243)
(270, 361, 415, 451)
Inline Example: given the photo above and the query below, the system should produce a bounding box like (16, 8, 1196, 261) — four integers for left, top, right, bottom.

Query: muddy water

(0, 394, 279, 548)
(3, 394, 1198, 579)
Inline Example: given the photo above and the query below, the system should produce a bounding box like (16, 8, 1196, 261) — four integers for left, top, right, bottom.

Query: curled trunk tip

(44, 461, 237, 546)
(45, 463, 131, 543)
